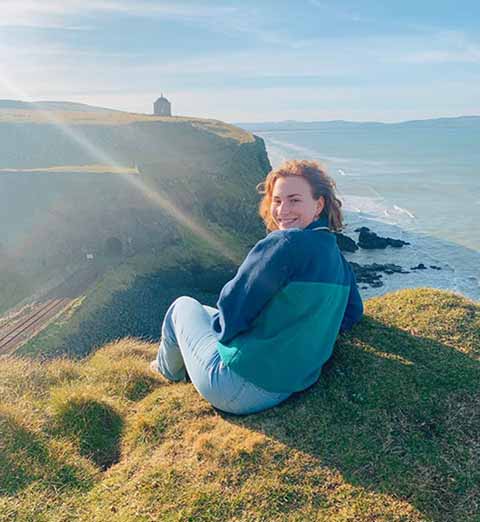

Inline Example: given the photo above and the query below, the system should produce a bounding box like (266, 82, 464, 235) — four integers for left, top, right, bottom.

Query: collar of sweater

(305, 214, 329, 231)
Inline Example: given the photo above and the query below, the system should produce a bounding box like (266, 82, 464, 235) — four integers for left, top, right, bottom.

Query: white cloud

(0, 1, 238, 28)
(403, 50, 480, 64)
(398, 31, 480, 64)
(0, 1, 293, 50)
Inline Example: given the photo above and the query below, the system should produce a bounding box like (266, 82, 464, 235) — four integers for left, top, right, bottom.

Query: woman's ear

(316, 196, 325, 217)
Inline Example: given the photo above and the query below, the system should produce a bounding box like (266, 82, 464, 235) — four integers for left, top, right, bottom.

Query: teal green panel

(217, 282, 350, 393)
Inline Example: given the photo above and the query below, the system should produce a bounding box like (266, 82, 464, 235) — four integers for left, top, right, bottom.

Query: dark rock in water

(349, 262, 410, 289)
(359, 230, 389, 249)
(345, 226, 414, 289)
(354, 227, 371, 233)
(430, 265, 442, 270)
(388, 238, 410, 248)
(411, 263, 427, 270)
(349, 262, 383, 286)
(365, 263, 406, 273)
(358, 228, 410, 249)
(335, 232, 358, 252)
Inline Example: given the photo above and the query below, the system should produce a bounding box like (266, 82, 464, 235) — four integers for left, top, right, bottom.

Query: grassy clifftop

(0, 100, 252, 141)
(1, 288, 479, 522)
(0, 105, 254, 171)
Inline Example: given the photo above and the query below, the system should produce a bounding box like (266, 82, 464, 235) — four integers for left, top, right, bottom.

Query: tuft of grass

(49, 385, 124, 469)
(45, 357, 82, 385)
(84, 342, 164, 402)
(0, 357, 54, 404)
(89, 338, 157, 362)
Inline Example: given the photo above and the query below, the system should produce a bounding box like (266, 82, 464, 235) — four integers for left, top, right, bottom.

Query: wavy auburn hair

(256, 159, 343, 232)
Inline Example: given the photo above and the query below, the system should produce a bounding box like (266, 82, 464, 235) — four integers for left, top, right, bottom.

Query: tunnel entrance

(104, 237, 123, 257)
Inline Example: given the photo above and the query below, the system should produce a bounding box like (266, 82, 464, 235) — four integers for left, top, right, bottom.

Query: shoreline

(341, 211, 480, 302)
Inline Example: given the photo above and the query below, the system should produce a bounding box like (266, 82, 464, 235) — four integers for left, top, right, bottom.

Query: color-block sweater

(211, 216, 363, 394)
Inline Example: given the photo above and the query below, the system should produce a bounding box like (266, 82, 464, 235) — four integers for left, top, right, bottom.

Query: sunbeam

(0, 71, 242, 265)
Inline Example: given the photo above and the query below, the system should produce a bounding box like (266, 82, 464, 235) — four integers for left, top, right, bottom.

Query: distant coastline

(235, 115, 480, 132)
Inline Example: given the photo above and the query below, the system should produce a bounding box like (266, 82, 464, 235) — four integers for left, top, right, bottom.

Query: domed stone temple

(153, 94, 172, 116)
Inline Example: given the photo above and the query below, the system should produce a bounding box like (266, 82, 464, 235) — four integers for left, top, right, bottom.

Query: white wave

(265, 137, 327, 163)
(393, 205, 416, 219)
(263, 136, 388, 169)
(367, 186, 383, 199)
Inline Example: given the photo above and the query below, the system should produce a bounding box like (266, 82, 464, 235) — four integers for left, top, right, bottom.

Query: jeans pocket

(221, 376, 290, 415)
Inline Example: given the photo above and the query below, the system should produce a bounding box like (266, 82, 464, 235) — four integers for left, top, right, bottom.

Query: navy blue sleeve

(211, 232, 293, 343)
(340, 264, 364, 333)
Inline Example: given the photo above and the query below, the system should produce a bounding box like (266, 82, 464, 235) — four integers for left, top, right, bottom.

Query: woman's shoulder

(256, 228, 338, 258)
(260, 228, 300, 248)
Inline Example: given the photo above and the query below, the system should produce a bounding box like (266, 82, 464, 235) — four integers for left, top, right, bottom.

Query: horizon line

(1, 98, 479, 126)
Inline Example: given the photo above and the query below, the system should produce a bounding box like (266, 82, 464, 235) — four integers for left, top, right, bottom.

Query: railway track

(0, 263, 100, 356)
(0, 297, 71, 355)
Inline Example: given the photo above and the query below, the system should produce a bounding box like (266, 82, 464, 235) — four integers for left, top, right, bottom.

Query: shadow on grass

(224, 317, 480, 521)
(50, 393, 125, 470)
(0, 410, 95, 496)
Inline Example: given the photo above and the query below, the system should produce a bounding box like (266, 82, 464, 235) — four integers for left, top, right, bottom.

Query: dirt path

(0, 264, 99, 356)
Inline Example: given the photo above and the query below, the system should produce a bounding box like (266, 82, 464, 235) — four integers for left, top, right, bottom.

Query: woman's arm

(339, 264, 363, 333)
(211, 232, 292, 343)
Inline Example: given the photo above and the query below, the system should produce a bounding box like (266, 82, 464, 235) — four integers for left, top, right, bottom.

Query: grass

(0, 164, 139, 174)
(0, 109, 254, 143)
(0, 288, 479, 521)
(0, 262, 81, 316)
(0, 269, 34, 316)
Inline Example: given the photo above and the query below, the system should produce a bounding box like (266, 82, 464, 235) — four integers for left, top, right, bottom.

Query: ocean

(239, 119, 480, 302)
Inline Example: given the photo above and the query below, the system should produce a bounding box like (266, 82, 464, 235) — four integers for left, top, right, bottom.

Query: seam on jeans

(186, 334, 219, 375)
(223, 379, 248, 406)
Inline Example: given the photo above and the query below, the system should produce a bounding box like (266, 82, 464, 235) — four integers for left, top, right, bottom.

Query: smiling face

(270, 176, 325, 230)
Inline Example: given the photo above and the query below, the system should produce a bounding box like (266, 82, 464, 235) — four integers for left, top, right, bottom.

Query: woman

(150, 160, 363, 415)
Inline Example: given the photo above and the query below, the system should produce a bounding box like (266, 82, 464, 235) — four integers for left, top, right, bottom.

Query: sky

(1, 0, 479, 123)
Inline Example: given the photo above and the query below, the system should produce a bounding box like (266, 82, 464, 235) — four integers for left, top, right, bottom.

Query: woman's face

(271, 176, 324, 230)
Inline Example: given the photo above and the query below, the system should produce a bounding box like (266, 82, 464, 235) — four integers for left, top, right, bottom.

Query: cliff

(1, 288, 479, 521)
(0, 103, 271, 315)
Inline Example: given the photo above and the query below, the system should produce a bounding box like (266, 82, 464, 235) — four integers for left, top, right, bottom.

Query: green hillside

(1, 289, 479, 521)
(0, 103, 269, 318)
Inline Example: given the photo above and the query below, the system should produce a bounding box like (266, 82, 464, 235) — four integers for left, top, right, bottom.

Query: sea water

(239, 120, 480, 301)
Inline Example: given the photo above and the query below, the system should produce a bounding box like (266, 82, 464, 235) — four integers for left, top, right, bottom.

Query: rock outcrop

(335, 232, 358, 252)
(355, 227, 410, 249)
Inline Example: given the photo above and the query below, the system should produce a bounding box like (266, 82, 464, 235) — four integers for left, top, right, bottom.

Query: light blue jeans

(155, 296, 291, 415)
